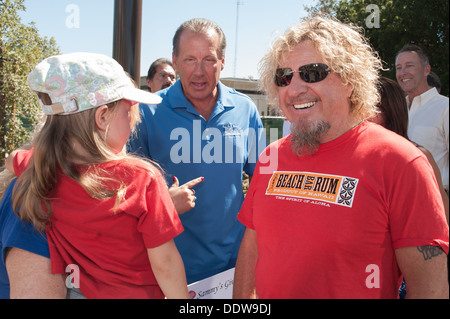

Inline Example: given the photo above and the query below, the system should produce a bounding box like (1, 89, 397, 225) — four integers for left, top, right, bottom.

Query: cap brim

(122, 87, 162, 105)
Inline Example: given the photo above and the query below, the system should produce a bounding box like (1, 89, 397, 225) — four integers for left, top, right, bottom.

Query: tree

(304, 0, 449, 96)
(0, 0, 60, 165)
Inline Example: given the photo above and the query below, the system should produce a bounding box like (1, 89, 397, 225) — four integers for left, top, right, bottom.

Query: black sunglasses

(274, 63, 331, 87)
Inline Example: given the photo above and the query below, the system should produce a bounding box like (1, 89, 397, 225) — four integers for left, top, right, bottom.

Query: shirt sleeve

(1, 179, 49, 266)
(12, 149, 33, 177)
(389, 155, 449, 254)
(137, 170, 184, 248)
(238, 161, 263, 230)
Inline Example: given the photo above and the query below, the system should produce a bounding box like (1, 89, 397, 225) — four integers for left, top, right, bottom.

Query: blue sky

(19, 0, 316, 79)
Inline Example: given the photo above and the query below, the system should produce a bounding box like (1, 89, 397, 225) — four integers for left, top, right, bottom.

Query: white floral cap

(27, 52, 162, 115)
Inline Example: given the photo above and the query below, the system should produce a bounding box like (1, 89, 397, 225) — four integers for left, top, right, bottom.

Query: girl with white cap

(4, 52, 188, 299)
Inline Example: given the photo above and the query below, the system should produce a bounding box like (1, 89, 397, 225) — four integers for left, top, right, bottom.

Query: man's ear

(172, 53, 178, 72)
(424, 64, 431, 77)
(95, 105, 109, 132)
(146, 78, 153, 92)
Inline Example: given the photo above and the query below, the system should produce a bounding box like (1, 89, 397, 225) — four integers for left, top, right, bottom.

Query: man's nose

(286, 73, 308, 97)
(193, 61, 206, 75)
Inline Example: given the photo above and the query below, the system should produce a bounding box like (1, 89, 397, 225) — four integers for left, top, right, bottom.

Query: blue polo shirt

(128, 80, 265, 283)
(0, 179, 50, 299)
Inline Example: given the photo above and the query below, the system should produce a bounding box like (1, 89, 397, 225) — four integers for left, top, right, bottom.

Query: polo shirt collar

(217, 81, 236, 108)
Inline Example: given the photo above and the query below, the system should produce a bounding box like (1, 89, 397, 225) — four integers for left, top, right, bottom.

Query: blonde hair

(12, 98, 159, 233)
(259, 16, 384, 121)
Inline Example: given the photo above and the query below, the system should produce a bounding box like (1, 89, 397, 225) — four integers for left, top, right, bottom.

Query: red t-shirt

(14, 150, 183, 298)
(238, 121, 449, 299)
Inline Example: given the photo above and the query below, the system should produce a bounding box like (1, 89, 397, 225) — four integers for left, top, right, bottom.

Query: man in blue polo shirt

(128, 18, 266, 284)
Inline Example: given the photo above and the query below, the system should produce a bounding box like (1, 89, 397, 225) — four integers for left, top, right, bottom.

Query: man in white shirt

(396, 45, 449, 193)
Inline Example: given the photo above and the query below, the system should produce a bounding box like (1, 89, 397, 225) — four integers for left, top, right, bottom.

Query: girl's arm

(147, 239, 189, 299)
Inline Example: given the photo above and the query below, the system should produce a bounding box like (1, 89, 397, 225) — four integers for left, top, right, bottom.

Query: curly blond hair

(259, 16, 384, 121)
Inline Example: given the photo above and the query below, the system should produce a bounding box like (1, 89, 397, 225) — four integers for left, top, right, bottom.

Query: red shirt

(14, 150, 183, 298)
(238, 122, 449, 298)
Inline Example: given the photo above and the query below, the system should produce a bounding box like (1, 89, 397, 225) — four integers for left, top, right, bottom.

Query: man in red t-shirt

(233, 16, 449, 299)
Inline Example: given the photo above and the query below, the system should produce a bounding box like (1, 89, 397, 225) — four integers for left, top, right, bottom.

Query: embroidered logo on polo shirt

(265, 171, 359, 207)
(222, 123, 242, 136)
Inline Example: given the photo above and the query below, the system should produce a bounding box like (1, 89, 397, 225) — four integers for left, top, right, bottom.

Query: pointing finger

(181, 176, 204, 189)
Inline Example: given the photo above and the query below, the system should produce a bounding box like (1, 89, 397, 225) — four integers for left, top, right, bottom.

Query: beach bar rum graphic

(265, 171, 359, 207)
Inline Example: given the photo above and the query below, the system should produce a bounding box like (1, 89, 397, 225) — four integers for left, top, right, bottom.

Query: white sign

(187, 268, 235, 299)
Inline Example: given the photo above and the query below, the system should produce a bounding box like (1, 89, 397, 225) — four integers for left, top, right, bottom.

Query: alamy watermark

(365, 4, 380, 29)
(365, 264, 380, 289)
(169, 120, 279, 174)
(65, 4, 80, 29)
(64, 262, 384, 293)
(66, 264, 80, 289)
